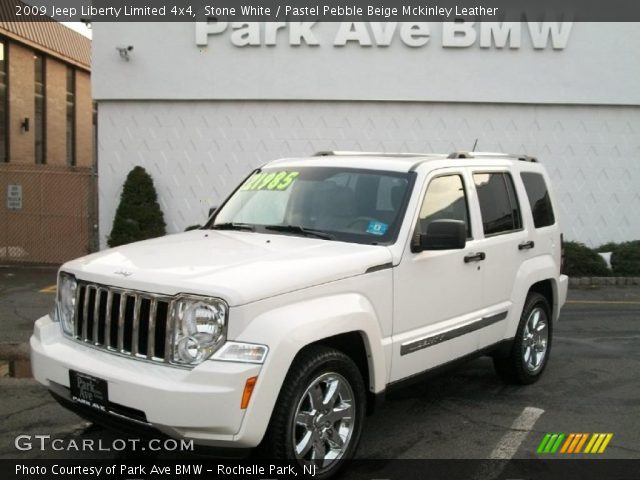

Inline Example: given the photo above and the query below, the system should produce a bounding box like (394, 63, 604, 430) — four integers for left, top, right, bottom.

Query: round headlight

(173, 297, 227, 365)
(182, 302, 223, 338)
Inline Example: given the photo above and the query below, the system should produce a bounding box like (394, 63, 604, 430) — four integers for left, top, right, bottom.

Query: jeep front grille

(70, 282, 173, 364)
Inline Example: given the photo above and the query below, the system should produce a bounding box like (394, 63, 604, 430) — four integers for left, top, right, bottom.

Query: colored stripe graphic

(574, 433, 589, 453)
(559, 433, 575, 453)
(585, 433, 614, 454)
(550, 434, 565, 453)
(539, 433, 613, 454)
(537, 433, 565, 453)
(537, 433, 552, 453)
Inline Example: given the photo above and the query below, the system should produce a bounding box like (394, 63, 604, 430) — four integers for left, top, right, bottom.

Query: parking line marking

(39, 285, 57, 293)
(567, 300, 640, 305)
(489, 406, 545, 459)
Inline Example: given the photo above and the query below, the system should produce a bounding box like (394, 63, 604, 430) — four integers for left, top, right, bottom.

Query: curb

(0, 342, 32, 378)
(569, 277, 640, 288)
(0, 342, 29, 361)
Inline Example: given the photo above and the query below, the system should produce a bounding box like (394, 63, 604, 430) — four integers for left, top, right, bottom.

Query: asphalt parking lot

(1, 267, 639, 466)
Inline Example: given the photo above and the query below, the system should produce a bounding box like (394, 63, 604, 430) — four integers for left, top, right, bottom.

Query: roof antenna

(472, 138, 479, 152)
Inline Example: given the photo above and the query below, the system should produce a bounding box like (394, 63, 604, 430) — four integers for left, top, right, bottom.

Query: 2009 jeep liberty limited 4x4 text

(31, 151, 568, 477)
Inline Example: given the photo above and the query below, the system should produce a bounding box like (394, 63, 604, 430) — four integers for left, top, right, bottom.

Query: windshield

(209, 167, 414, 244)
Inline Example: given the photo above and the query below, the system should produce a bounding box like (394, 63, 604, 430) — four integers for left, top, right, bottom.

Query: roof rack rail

(314, 151, 445, 158)
(447, 151, 538, 163)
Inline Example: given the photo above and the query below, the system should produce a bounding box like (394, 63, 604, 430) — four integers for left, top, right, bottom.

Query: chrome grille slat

(92, 287, 102, 345)
(104, 290, 113, 349)
(68, 281, 172, 365)
(131, 294, 141, 356)
(117, 293, 127, 352)
(74, 285, 83, 338)
(147, 299, 157, 360)
(164, 300, 175, 363)
(82, 285, 90, 341)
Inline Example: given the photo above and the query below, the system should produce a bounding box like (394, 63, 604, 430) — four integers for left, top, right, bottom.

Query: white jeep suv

(31, 151, 568, 476)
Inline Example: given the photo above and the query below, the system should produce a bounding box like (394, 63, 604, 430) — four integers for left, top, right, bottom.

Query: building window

(0, 39, 8, 163)
(34, 54, 46, 164)
(66, 66, 76, 166)
(92, 101, 97, 167)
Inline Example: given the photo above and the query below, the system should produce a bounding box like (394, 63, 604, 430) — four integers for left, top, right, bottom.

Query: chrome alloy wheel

(292, 372, 355, 468)
(523, 307, 549, 373)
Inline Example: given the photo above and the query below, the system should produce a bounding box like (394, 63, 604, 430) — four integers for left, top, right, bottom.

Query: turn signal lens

(212, 342, 268, 364)
(241, 376, 258, 410)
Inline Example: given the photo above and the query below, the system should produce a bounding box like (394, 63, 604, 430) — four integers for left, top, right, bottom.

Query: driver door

(391, 169, 486, 382)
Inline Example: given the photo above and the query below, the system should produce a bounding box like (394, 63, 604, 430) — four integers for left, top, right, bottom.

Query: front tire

(262, 346, 366, 479)
(494, 292, 552, 385)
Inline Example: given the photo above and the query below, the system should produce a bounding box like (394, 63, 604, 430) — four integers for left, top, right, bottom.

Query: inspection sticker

(366, 221, 388, 236)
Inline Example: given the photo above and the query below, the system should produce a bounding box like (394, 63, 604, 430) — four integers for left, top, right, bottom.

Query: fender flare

(231, 292, 387, 446)
(507, 254, 559, 338)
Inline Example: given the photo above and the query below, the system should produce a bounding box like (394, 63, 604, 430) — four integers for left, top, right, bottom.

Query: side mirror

(208, 206, 218, 217)
(412, 219, 466, 253)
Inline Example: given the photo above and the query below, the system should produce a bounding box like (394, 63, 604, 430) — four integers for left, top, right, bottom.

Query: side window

(419, 174, 471, 237)
(521, 172, 555, 228)
(473, 172, 522, 236)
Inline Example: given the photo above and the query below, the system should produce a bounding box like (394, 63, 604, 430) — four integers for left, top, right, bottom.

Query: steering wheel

(347, 216, 379, 230)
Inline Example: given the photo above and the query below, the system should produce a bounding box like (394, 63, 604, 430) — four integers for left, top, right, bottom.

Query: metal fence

(0, 164, 98, 265)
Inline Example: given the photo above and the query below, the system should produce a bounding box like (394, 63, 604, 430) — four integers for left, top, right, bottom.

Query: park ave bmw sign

(195, 22, 573, 49)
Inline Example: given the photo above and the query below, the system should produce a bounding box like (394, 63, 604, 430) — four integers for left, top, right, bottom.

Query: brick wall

(75, 69, 93, 168)
(8, 42, 34, 164)
(6, 40, 92, 167)
(45, 57, 66, 166)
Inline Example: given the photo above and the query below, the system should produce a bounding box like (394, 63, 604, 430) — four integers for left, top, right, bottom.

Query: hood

(63, 230, 392, 306)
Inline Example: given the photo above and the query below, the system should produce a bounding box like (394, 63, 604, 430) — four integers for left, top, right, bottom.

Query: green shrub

(562, 241, 609, 277)
(595, 242, 620, 253)
(610, 241, 640, 276)
(108, 166, 166, 247)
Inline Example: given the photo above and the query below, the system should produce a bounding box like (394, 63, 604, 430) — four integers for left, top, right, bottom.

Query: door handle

(464, 252, 486, 263)
(518, 241, 535, 250)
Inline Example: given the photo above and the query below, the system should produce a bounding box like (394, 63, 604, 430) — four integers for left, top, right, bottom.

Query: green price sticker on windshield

(241, 171, 300, 191)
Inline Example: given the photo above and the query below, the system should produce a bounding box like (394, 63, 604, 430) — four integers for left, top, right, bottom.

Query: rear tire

(494, 292, 552, 385)
(262, 346, 366, 479)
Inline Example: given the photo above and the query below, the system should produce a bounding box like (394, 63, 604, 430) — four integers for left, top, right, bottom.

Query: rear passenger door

(519, 171, 560, 267)
(469, 170, 528, 347)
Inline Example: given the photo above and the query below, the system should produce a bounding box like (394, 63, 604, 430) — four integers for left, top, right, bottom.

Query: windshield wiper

(263, 225, 335, 240)
(210, 222, 255, 232)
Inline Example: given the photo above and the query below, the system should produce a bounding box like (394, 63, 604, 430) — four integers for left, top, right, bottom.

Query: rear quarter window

(520, 172, 556, 228)
(473, 172, 522, 236)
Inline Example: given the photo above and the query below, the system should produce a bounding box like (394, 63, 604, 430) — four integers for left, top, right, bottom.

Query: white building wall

(98, 100, 640, 248)
(92, 22, 640, 105)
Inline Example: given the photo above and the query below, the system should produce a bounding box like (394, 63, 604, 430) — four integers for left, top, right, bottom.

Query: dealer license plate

(69, 370, 109, 411)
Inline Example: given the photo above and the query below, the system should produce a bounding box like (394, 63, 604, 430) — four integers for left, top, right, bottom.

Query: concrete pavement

(1, 284, 639, 462)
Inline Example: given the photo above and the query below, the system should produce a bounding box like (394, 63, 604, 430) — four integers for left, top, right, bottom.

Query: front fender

(230, 292, 387, 447)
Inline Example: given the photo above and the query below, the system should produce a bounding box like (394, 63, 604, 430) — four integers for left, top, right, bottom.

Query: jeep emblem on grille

(114, 270, 132, 277)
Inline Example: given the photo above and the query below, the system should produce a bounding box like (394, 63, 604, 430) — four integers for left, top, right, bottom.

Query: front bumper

(557, 274, 569, 320)
(30, 315, 262, 447)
